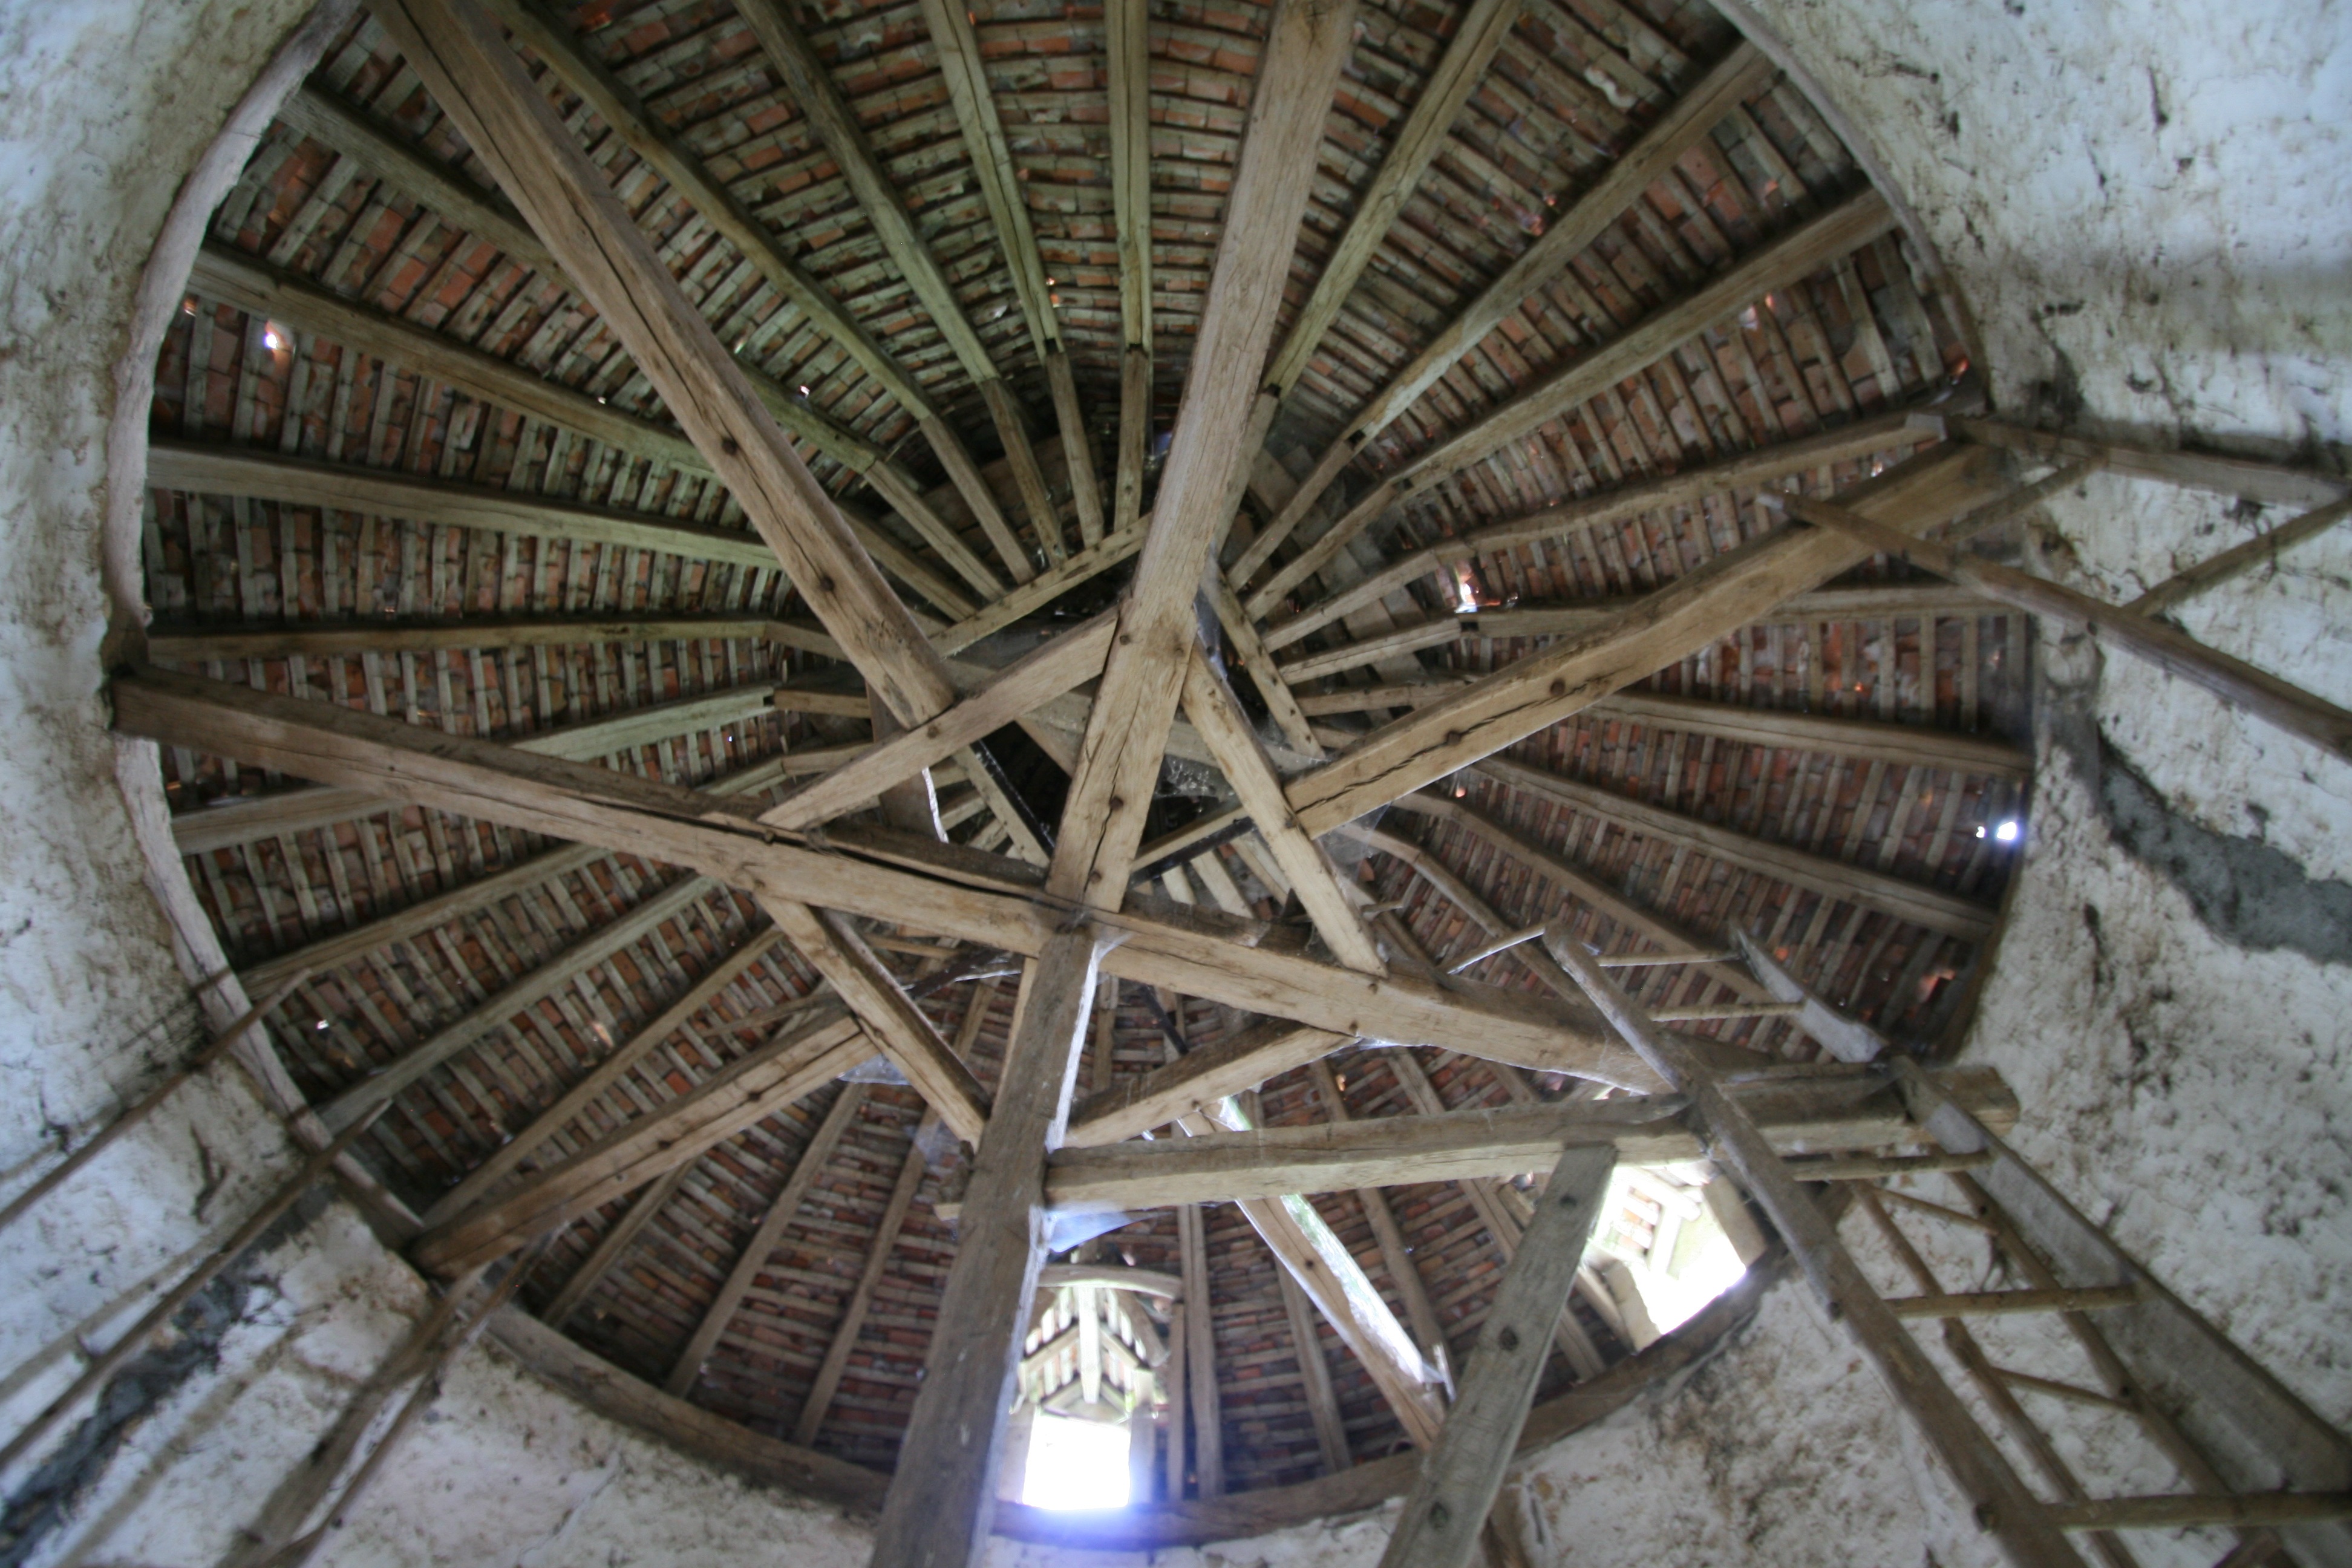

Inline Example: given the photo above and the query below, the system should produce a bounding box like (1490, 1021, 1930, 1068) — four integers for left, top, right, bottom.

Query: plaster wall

(1, 2, 2347, 1568)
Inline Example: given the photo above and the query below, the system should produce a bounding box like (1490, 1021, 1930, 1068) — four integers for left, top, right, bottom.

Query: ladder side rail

(1895, 1061, 2352, 1568)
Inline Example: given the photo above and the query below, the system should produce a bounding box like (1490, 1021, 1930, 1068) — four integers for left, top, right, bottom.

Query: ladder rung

(1783, 1151, 1993, 1182)
(2048, 1491, 2352, 1532)
(1886, 1284, 2140, 1319)
(1989, 1365, 2134, 1412)
(1874, 1186, 2000, 1233)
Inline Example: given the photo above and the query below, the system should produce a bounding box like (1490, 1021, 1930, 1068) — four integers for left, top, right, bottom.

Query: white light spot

(799, 385, 811, 396)
(1994, 818, 2021, 844)
(315, 1019, 330, 1031)
(263, 328, 284, 351)
(1022, 1414, 1129, 1510)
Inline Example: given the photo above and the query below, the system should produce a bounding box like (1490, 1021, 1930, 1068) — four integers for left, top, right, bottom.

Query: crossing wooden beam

(116, 667, 1659, 1092)
(1374, 1145, 1615, 1568)
(865, 929, 1104, 1568)
(1952, 418, 2351, 510)
(1021, 1068, 2020, 1212)
(1785, 492, 2352, 766)
(1278, 442, 2010, 838)
(1045, 0, 1360, 910)
(370, 0, 962, 730)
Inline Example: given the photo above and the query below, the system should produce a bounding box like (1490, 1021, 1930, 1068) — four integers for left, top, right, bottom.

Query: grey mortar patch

(0, 1194, 324, 1566)
(2042, 635, 2352, 967)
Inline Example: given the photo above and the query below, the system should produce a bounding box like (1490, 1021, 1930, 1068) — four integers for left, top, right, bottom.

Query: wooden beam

(866, 929, 1105, 1568)
(150, 609, 822, 665)
(764, 903, 990, 1143)
(1786, 492, 2352, 766)
(170, 679, 780, 854)
(185, 243, 699, 470)
(930, 517, 1147, 656)
(1304, 1060, 1449, 1369)
(1374, 1145, 1613, 1568)
(792, 1116, 936, 1444)
(1279, 442, 2010, 838)
(1310, 683, 2025, 779)
(1258, 410, 1933, 652)
(470, 0, 1025, 566)
(1243, 188, 1896, 616)
(1045, 0, 1361, 908)
(420, 930, 795, 1227)
(1272, 584, 2010, 687)
(1543, 932, 2087, 1568)
(1106, 0, 1152, 538)
(1181, 645, 1385, 971)
(541, 1160, 693, 1327)
(1275, 1264, 1353, 1474)
(1472, 753, 1999, 940)
(1260, 0, 1527, 402)
(1177, 1201, 1223, 1497)
(760, 613, 1114, 832)
(275, 85, 557, 276)
(369, 0, 962, 731)
(1228, 1183, 1446, 1446)
(732, 0, 1054, 574)
(1037, 1067, 2016, 1210)
(116, 666, 1645, 1085)
(1231, 42, 1774, 583)
(909, 0, 1102, 550)
(1348, 817, 1768, 1018)
(1952, 417, 2351, 510)
(1067, 1019, 1353, 1146)
(1037, 1263, 1185, 1299)
(150, 439, 783, 583)
(2126, 494, 2352, 617)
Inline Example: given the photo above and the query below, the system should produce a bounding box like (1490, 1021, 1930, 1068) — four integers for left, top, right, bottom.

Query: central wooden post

(866, 928, 1106, 1567)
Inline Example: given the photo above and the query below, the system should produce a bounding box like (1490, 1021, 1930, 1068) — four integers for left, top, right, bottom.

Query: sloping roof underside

(142, 0, 2027, 1500)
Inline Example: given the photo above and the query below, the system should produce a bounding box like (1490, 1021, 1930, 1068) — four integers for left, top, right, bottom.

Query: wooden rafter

(731, 0, 1062, 573)
(371, 0, 962, 730)
(1230, 41, 1775, 583)
(907, 0, 1106, 552)
(1242, 189, 1897, 617)
(472, 0, 1029, 564)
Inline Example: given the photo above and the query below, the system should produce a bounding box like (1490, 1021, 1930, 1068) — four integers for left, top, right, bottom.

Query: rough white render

(0, 0, 2344, 1565)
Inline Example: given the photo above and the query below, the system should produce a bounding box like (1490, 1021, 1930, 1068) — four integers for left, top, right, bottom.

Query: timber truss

(102, 0, 2352, 1561)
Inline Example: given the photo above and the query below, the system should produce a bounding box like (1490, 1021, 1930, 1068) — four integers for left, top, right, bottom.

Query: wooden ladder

(1545, 928, 2352, 1568)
